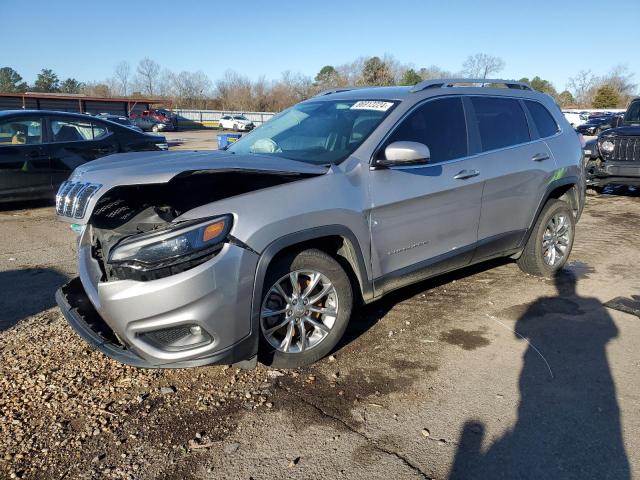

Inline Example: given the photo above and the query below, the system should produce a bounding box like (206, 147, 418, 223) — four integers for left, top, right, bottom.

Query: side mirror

(376, 141, 431, 167)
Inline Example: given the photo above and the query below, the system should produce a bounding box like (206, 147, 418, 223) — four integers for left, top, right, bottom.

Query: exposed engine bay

(88, 170, 317, 281)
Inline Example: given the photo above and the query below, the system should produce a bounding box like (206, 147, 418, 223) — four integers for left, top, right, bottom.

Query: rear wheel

(259, 249, 353, 369)
(517, 199, 575, 277)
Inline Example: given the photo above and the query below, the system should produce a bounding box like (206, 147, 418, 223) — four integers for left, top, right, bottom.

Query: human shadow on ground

(0, 268, 69, 330)
(448, 270, 630, 480)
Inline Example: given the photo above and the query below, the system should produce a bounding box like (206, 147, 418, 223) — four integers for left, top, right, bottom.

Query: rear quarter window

(470, 97, 530, 152)
(525, 100, 559, 138)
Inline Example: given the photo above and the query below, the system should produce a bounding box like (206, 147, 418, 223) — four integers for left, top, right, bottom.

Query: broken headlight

(108, 215, 232, 268)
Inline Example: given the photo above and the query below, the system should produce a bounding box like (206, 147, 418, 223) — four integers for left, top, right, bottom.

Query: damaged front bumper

(56, 239, 260, 368)
(586, 160, 640, 187)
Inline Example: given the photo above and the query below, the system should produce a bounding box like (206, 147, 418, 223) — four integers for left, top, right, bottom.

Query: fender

(247, 225, 373, 357)
(520, 175, 580, 249)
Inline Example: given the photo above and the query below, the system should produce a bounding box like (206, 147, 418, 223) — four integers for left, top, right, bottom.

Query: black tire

(232, 123, 238, 132)
(517, 199, 575, 277)
(152, 124, 159, 133)
(258, 249, 353, 369)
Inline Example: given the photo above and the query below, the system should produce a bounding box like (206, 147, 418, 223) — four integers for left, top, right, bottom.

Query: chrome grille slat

(55, 181, 102, 219)
(610, 136, 640, 162)
(55, 181, 73, 215)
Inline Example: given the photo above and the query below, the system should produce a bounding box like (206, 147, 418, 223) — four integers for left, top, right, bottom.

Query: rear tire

(517, 199, 575, 277)
(258, 249, 353, 369)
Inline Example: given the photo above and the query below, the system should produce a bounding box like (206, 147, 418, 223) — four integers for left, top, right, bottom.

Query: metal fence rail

(174, 109, 276, 129)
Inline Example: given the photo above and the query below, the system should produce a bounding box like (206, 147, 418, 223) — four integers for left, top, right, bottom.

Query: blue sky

(1, 0, 638, 91)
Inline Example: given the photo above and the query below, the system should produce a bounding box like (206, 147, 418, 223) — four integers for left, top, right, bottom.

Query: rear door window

(525, 101, 559, 138)
(50, 118, 110, 142)
(470, 97, 530, 152)
(385, 97, 468, 163)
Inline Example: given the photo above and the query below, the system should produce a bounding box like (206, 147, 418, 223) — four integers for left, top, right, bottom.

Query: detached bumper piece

(56, 278, 258, 368)
(56, 278, 150, 367)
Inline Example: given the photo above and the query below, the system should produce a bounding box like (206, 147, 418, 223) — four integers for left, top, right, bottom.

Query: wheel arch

(248, 226, 373, 359)
(520, 177, 581, 252)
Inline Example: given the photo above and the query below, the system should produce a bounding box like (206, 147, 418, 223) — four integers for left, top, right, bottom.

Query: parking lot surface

(165, 129, 239, 150)
(0, 187, 639, 479)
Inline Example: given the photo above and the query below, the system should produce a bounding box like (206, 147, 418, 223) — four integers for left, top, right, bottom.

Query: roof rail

(315, 87, 358, 97)
(410, 78, 532, 93)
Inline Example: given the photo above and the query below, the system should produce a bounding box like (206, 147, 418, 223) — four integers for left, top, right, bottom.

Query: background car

(0, 110, 167, 202)
(95, 113, 144, 133)
(576, 115, 619, 136)
(218, 114, 255, 131)
(563, 111, 589, 128)
(130, 109, 176, 132)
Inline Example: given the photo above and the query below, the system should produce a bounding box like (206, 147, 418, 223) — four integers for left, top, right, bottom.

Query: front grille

(609, 136, 640, 162)
(55, 181, 102, 219)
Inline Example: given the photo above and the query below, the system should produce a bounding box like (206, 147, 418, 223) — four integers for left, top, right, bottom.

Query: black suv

(0, 110, 168, 202)
(585, 98, 640, 191)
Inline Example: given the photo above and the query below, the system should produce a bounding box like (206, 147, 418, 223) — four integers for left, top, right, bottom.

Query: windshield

(227, 100, 396, 164)
(623, 101, 640, 124)
(233, 115, 248, 121)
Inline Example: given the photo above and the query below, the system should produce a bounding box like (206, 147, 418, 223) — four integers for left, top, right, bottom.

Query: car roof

(311, 79, 552, 105)
(0, 109, 100, 119)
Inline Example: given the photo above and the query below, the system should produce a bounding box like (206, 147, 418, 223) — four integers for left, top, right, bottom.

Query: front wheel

(152, 124, 159, 133)
(517, 199, 575, 277)
(259, 249, 353, 369)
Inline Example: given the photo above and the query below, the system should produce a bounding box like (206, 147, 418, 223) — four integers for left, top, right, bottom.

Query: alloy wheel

(542, 214, 571, 266)
(260, 270, 338, 353)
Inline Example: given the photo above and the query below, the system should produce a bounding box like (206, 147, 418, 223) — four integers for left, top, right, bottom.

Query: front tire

(517, 199, 575, 277)
(152, 124, 159, 133)
(259, 249, 353, 369)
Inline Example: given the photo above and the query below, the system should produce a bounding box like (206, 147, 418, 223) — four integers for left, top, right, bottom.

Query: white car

(218, 114, 255, 131)
(563, 111, 589, 128)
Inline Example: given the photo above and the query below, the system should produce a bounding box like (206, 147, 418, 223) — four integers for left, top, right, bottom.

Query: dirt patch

(439, 328, 491, 351)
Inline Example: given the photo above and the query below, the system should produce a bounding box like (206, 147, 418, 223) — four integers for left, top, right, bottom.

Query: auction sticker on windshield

(350, 101, 394, 111)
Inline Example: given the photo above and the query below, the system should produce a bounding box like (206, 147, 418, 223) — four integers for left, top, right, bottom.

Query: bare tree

(113, 61, 131, 96)
(567, 70, 597, 107)
(461, 53, 505, 79)
(168, 70, 212, 108)
(135, 58, 160, 96)
(600, 64, 636, 104)
(419, 65, 453, 80)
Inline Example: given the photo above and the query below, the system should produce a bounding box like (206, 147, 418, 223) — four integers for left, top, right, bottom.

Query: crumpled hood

(70, 150, 328, 186)
(57, 150, 329, 224)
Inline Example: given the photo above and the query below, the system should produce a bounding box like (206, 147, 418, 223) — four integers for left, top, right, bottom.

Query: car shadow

(338, 258, 511, 350)
(0, 198, 55, 212)
(447, 269, 630, 479)
(0, 268, 70, 330)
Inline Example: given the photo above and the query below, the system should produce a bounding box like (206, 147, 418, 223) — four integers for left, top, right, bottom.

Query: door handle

(453, 169, 480, 180)
(532, 153, 550, 162)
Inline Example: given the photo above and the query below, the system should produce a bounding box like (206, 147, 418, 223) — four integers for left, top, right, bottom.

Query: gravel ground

(0, 186, 639, 479)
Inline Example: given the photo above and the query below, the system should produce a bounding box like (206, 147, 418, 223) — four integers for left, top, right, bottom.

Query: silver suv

(55, 79, 585, 369)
